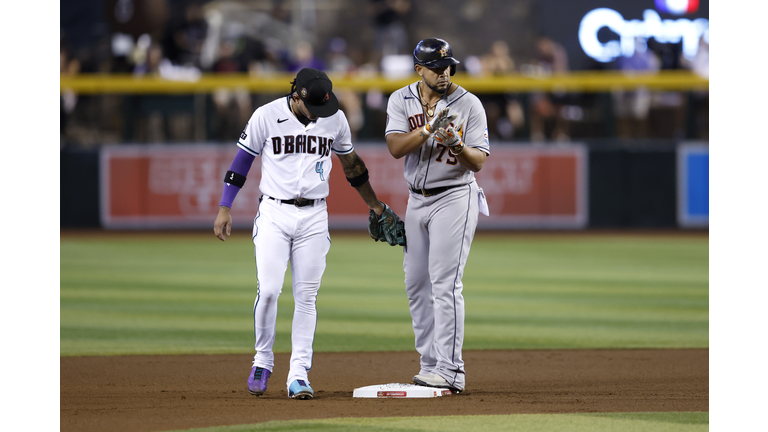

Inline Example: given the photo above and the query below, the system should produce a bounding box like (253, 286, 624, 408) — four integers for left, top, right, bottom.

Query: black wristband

(346, 168, 369, 188)
(224, 170, 246, 188)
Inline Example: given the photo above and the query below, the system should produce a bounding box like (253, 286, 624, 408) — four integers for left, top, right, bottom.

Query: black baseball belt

(265, 196, 323, 207)
(409, 183, 466, 197)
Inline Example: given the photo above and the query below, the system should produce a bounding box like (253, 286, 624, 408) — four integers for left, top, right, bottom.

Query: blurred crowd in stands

(60, 0, 709, 148)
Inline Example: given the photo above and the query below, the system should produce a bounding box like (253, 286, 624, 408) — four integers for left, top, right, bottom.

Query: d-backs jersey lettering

(385, 83, 490, 190)
(238, 97, 354, 200)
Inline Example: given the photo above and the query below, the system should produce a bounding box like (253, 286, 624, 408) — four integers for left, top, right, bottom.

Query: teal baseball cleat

(287, 379, 314, 400)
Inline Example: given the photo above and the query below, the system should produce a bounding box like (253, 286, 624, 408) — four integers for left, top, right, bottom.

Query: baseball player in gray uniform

(213, 68, 404, 400)
(385, 37, 490, 393)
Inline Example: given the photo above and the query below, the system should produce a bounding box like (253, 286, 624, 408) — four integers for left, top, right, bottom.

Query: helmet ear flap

(450, 64, 456, 76)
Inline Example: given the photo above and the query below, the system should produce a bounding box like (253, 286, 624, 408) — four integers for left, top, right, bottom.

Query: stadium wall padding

(60, 144, 682, 229)
(587, 147, 677, 228)
(60, 148, 100, 228)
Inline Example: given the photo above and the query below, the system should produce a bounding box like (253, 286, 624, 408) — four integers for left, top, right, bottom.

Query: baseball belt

(266, 196, 323, 207)
(409, 184, 466, 197)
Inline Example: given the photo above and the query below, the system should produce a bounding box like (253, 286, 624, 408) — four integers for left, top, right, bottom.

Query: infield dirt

(61, 348, 708, 432)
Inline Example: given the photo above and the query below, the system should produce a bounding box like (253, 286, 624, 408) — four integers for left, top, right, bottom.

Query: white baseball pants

(403, 181, 480, 391)
(250, 197, 330, 388)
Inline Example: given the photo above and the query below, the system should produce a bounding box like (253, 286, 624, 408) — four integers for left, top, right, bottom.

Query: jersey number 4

(315, 161, 325, 181)
(435, 144, 458, 165)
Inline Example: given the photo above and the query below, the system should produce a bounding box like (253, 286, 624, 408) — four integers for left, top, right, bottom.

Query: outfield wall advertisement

(677, 143, 709, 228)
(100, 144, 588, 230)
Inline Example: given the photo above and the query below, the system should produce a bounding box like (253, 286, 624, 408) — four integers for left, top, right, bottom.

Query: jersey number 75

(434, 144, 458, 165)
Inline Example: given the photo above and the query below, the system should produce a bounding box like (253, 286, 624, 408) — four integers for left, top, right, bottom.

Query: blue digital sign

(678, 144, 709, 227)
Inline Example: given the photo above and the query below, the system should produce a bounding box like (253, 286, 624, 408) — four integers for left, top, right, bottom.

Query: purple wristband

(220, 149, 256, 208)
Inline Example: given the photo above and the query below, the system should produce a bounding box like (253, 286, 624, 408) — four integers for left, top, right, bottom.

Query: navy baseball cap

(294, 68, 339, 118)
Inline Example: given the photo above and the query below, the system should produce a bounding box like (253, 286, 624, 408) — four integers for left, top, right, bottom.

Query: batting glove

(434, 119, 466, 155)
(423, 107, 457, 137)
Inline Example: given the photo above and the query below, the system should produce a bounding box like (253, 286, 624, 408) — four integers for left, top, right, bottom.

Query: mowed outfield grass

(60, 231, 708, 356)
(179, 412, 709, 432)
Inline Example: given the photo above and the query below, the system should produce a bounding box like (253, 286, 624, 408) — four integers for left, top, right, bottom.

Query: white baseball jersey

(385, 82, 490, 190)
(237, 96, 354, 199)
(239, 95, 353, 391)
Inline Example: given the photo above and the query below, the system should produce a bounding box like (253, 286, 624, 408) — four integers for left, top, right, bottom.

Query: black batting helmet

(413, 37, 460, 76)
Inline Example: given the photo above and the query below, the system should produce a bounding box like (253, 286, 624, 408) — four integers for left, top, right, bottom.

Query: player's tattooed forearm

(340, 153, 367, 178)
(356, 184, 379, 204)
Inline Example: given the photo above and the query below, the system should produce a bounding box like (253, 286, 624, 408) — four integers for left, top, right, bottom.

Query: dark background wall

(60, 149, 100, 228)
(588, 143, 677, 228)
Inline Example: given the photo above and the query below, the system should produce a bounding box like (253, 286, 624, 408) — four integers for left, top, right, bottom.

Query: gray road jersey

(385, 82, 490, 190)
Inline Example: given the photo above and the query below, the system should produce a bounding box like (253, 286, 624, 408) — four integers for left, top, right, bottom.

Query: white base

(352, 383, 453, 398)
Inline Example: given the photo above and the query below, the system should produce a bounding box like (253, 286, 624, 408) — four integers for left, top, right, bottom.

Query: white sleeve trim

(237, 142, 259, 156)
(332, 146, 354, 155)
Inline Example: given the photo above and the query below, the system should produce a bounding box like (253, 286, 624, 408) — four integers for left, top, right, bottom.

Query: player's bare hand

(424, 107, 457, 136)
(213, 206, 232, 242)
(371, 201, 386, 216)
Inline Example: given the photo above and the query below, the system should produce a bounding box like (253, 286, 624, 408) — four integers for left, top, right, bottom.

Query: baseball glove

(368, 203, 406, 247)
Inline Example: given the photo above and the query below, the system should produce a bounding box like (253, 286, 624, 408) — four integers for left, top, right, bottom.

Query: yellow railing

(59, 70, 708, 94)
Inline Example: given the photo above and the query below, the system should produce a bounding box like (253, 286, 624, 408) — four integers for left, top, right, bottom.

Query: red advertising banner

(101, 145, 263, 229)
(100, 144, 587, 229)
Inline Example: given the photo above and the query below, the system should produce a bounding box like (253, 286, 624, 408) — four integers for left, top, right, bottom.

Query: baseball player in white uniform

(385, 38, 490, 393)
(213, 68, 404, 400)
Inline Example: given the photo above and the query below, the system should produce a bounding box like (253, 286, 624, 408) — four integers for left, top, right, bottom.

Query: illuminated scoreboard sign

(655, 0, 699, 15)
(578, 2, 708, 63)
